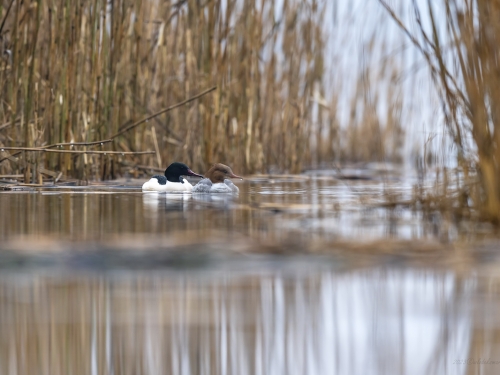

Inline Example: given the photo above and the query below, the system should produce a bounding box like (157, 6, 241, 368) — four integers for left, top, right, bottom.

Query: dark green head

(164, 162, 203, 182)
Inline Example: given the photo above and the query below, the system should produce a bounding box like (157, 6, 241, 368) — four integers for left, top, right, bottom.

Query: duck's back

(192, 178, 213, 193)
(142, 175, 167, 191)
(210, 182, 233, 193)
(223, 179, 239, 193)
(193, 178, 239, 193)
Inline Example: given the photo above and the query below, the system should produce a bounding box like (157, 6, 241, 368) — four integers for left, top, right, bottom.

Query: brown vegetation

(0, 0, 407, 184)
(0, 0, 323, 181)
(380, 0, 500, 222)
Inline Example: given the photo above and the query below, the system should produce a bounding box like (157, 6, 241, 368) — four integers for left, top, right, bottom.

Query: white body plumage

(142, 176, 194, 192)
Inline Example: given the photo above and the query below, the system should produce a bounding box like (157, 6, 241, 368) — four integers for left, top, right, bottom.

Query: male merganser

(142, 162, 203, 192)
(192, 163, 242, 193)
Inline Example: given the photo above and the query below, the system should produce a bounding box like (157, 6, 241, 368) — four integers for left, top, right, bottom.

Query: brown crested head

(205, 163, 242, 183)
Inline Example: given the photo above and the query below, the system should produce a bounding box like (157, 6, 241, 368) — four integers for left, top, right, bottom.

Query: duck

(192, 163, 242, 193)
(142, 162, 203, 192)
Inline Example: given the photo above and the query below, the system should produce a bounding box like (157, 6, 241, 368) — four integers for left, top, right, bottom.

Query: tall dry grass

(0, 0, 407, 182)
(0, 0, 321, 180)
(381, 0, 500, 222)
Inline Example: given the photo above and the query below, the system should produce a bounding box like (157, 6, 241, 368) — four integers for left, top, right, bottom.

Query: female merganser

(192, 163, 242, 193)
(142, 162, 203, 192)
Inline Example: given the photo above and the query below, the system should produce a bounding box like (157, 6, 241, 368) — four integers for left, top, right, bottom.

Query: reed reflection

(0, 268, 493, 375)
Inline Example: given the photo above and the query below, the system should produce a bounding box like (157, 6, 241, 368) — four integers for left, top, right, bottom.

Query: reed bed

(0, 0, 408, 183)
(0, 0, 320, 181)
(380, 0, 500, 223)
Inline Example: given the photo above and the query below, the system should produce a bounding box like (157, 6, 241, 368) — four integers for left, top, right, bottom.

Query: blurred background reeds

(380, 0, 500, 222)
(0, 0, 407, 183)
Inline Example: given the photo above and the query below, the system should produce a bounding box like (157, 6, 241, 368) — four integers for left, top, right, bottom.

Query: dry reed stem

(0, 139, 113, 164)
(0, 147, 154, 155)
(381, 0, 500, 223)
(46, 140, 114, 148)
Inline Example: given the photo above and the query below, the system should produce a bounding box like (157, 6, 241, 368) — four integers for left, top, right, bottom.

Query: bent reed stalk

(0, 147, 154, 155)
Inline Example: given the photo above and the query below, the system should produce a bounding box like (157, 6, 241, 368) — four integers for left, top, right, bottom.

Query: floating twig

(15, 183, 45, 187)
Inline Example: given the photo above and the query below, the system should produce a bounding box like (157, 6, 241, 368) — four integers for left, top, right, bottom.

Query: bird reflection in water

(142, 192, 192, 213)
(143, 191, 238, 214)
(191, 192, 238, 211)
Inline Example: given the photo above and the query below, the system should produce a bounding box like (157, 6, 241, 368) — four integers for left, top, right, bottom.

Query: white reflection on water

(143, 192, 192, 213)
(143, 191, 238, 215)
(0, 267, 484, 375)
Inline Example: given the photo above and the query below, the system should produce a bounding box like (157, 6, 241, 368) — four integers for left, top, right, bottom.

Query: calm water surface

(0, 176, 434, 242)
(0, 176, 499, 375)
